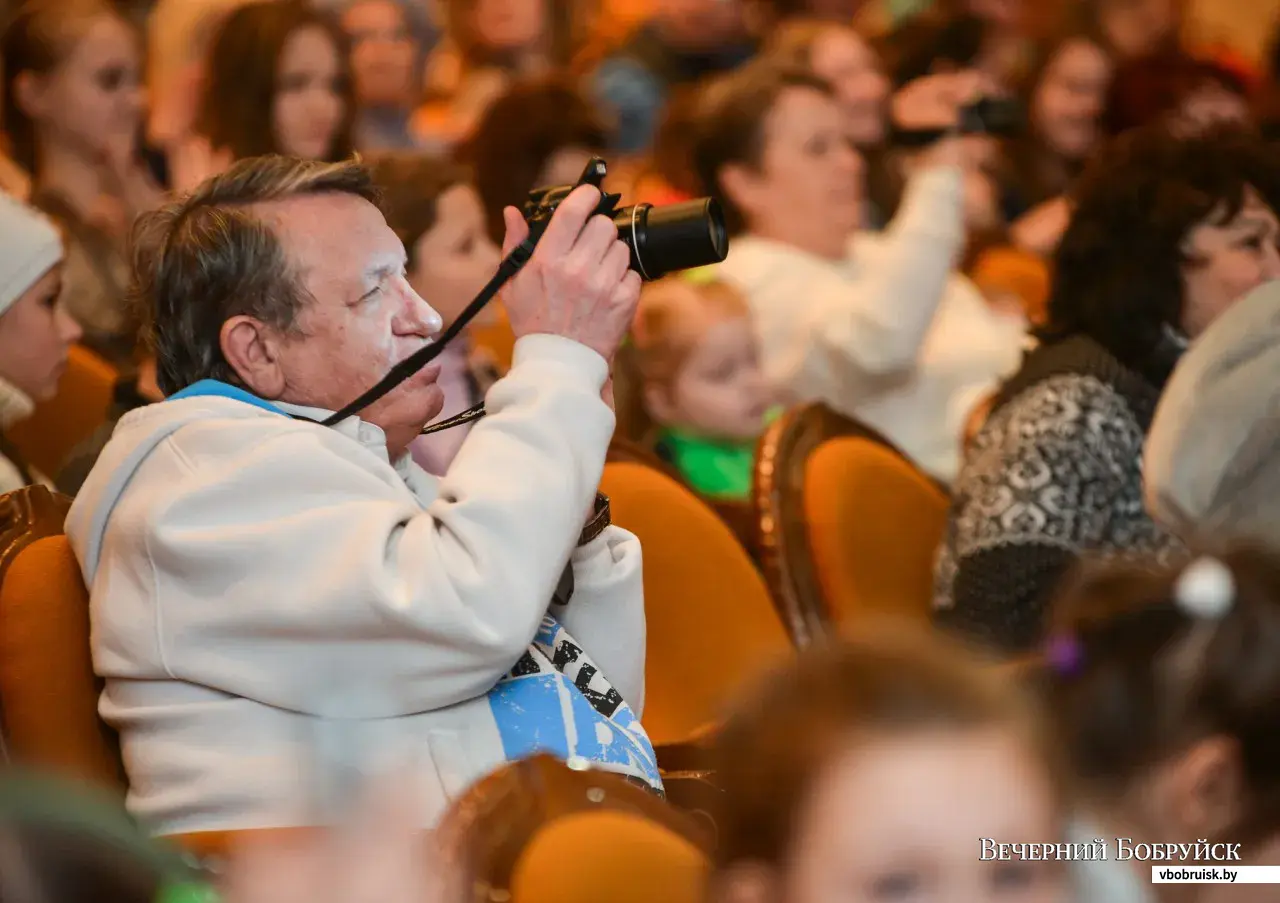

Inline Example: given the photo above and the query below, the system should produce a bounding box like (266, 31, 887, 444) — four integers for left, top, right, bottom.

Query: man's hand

(499, 185, 643, 364)
(891, 70, 988, 133)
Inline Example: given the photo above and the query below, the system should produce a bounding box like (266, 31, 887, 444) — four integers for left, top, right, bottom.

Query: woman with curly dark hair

(933, 123, 1280, 655)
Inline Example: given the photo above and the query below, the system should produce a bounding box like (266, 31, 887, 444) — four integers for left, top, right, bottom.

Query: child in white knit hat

(0, 193, 80, 494)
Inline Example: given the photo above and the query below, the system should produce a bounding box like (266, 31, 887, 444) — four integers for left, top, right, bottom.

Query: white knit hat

(0, 193, 63, 318)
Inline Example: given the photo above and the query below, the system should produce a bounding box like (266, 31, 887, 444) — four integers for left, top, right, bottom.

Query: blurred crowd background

(4, 0, 1280, 901)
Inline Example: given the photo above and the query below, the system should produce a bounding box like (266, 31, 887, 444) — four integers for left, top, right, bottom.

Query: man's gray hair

(132, 154, 380, 396)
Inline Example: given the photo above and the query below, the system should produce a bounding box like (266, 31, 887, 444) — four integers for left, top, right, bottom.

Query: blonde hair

(613, 275, 749, 443)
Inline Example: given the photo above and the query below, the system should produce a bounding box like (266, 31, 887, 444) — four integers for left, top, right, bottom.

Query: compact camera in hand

(893, 95, 1025, 147)
(523, 157, 729, 281)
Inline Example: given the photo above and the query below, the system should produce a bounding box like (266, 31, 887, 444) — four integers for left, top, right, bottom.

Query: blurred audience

(1047, 550, 1280, 903)
(1080, 0, 1179, 63)
(416, 0, 575, 149)
(589, 0, 757, 155)
(1002, 29, 1113, 256)
(935, 124, 1280, 655)
(1, 0, 158, 364)
(371, 153, 502, 475)
(0, 193, 79, 494)
(462, 77, 609, 244)
(712, 627, 1067, 903)
(193, 0, 355, 168)
(335, 0, 427, 153)
(628, 85, 703, 205)
(621, 273, 771, 500)
(696, 61, 1024, 485)
(3, 1, 1280, 893)
(884, 10, 1020, 92)
(766, 20, 891, 150)
(765, 19, 893, 225)
(65, 155, 655, 834)
(1105, 51, 1251, 138)
(145, 0, 273, 175)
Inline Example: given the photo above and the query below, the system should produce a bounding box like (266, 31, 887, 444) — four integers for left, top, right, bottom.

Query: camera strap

(321, 237, 537, 428)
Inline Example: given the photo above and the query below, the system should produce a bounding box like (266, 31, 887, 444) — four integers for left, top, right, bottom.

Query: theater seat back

(601, 463, 790, 747)
(0, 486, 124, 788)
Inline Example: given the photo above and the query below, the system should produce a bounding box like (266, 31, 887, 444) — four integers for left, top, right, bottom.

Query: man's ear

(1168, 735, 1243, 838)
(220, 315, 286, 399)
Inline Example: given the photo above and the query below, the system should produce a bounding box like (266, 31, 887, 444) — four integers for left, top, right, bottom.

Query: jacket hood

(66, 381, 291, 585)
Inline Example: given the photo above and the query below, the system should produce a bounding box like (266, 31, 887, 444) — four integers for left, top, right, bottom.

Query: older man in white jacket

(65, 155, 656, 836)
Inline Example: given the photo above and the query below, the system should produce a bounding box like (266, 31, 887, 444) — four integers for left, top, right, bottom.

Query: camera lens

(613, 199, 729, 281)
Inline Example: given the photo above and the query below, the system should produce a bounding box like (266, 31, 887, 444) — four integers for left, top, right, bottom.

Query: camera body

(523, 157, 728, 281)
(957, 95, 1022, 137)
(891, 95, 1024, 147)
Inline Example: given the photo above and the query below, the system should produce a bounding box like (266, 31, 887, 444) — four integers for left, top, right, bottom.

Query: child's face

(659, 313, 769, 442)
(782, 728, 1067, 903)
(409, 184, 503, 329)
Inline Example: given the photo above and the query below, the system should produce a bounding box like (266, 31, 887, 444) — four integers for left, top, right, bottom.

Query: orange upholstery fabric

(969, 245, 1051, 327)
(802, 438, 949, 627)
(0, 535, 124, 788)
(511, 811, 708, 903)
(600, 462, 790, 747)
(470, 306, 516, 373)
(8, 345, 118, 478)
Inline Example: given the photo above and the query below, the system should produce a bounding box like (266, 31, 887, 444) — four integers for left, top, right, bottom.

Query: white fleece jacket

(65, 334, 656, 835)
(719, 166, 1026, 484)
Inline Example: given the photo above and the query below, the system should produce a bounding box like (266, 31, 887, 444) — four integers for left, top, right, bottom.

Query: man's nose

(395, 280, 443, 337)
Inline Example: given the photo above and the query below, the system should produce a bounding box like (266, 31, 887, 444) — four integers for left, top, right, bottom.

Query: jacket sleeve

(552, 526, 647, 715)
(740, 166, 966, 405)
(143, 335, 616, 718)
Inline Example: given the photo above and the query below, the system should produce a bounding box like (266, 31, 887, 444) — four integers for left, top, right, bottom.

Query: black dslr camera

(523, 157, 728, 281)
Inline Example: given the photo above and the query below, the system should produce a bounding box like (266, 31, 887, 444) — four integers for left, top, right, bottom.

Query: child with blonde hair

(620, 271, 772, 500)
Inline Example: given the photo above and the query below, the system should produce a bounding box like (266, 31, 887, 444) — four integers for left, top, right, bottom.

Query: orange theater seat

(0, 486, 124, 789)
(756, 404, 951, 643)
(512, 810, 708, 903)
(437, 754, 710, 903)
(600, 462, 791, 749)
(803, 437, 950, 628)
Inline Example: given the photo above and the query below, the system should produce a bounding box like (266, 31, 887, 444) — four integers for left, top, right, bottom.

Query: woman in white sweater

(692, 61, 1026, 483)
